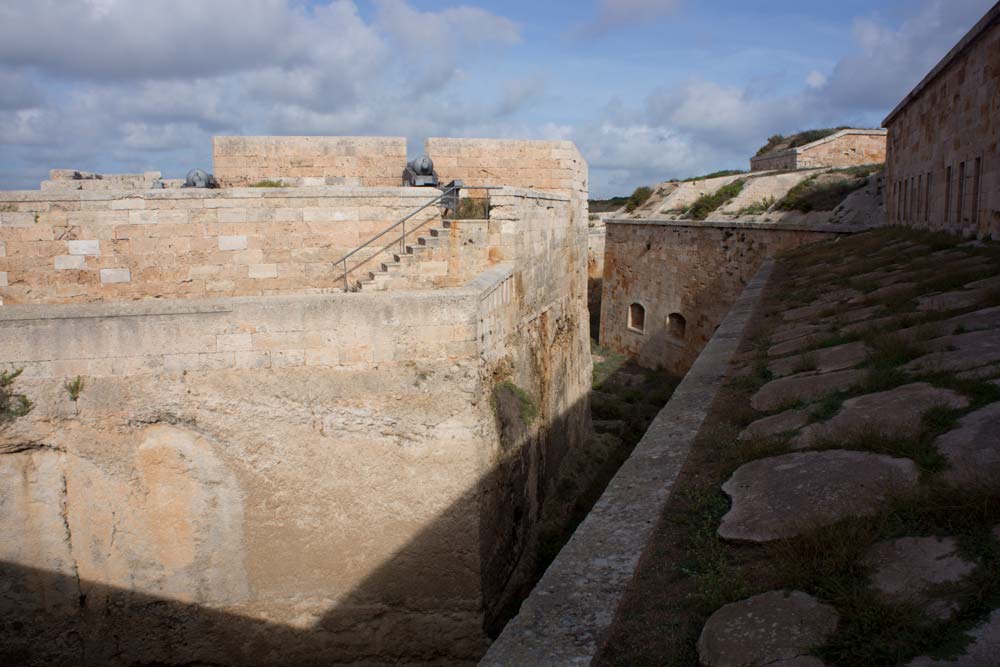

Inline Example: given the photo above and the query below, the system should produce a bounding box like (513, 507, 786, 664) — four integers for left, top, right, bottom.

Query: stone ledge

(606, 218, 876, 234)
(480, 259, 776, 666)
(0, 186, 444, 203)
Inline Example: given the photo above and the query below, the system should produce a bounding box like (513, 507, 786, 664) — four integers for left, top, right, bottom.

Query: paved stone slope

(701, 229, 1000, 665)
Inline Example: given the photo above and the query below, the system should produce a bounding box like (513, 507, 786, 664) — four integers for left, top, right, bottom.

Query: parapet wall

(750, 129, 887, 172)
(0, 186, 439, 304)
(212, 136, 407, 187)
(599, 220, 856, 373)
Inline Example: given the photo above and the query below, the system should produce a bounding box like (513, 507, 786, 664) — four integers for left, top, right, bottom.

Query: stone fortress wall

(599, 220, 858, 374)
(883, 3, 999, 239)
(0, 187, 440, 304)
(0, 137, 592, 665)
(750, 129, 888, 172)
(212, 136, 407, 187)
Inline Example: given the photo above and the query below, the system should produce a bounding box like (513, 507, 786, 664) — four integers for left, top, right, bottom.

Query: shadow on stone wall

(0, 399, 595, 666)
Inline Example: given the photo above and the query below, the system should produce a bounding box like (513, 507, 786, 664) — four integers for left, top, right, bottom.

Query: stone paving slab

(918, 287, 998, 313)
(769, 341, 868, 378)
(771, 323, 829, 345)
(863, 536, 975, 620)
(903, 330, 1000, 374)
(849, 282, 918, 305)
(824, 304, 883, 325)
(937, 402, 1000, 487)
(784, 303, 830, 322)
(909, 608, 1000, 666)
(719, 450, 919, 542)
(739, 409, 811, 442)
(793, 383, 969, 449)
(697, 591, 837, 667)
(752, 369, 866, 412)
(770, 334, 822, 358)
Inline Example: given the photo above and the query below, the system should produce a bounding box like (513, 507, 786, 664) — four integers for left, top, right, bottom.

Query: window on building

(917, 174, 923, 220)
(973, 157, 982, 227)
(925, 172, 931, 223)
(945, 166, 952, 222)
(627, 303, 645, 334)
(667, 313, 687, 340)
(958, 162, 966, 223)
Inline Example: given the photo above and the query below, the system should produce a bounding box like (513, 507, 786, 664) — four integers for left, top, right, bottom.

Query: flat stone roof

(883, 2, 1000, 126)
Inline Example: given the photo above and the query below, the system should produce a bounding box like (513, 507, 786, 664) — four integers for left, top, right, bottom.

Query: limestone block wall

(883, 5, 999, 239)
(0, 186, 441, 304)
(0, 172, 594, 665)
(750, 130, 887, 172)
(471, 188, 593, 632)
(0, 287, 493, 665)
(212, 136, 407, 187)
(599, 220, 844, 373)
(748, 151, 799, 172)
(41, 170, 182, 191)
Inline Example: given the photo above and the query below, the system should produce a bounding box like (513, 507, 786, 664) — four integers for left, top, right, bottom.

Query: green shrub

(776, 173, 871, 213)
(251, 179, 285, 187)
(625, 186, 653, 212)
(451, 197, 489, 219)
(1, 368, 32, 423)
(65, 376, 85, 402)
(588, 196, 630, 213)
(686, 180, 745, 220)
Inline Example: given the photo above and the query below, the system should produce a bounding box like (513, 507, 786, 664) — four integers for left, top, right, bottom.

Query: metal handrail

(332, 184, 502, 291)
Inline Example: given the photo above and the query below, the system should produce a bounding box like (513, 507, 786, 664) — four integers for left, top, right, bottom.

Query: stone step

(379, 261, 402, 274)
(429, 228, 450, 238)
(419, 236, 442, 247)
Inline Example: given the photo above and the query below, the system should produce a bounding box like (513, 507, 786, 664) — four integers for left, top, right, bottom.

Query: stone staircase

(358, 221, 453, 291)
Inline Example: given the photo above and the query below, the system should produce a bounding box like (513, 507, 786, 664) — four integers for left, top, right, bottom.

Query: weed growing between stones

(65, 376, 85, 402)
(0, 368, 32, 423)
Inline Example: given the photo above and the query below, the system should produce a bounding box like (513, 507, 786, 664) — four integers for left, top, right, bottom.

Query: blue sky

(0, 0, 994, 196)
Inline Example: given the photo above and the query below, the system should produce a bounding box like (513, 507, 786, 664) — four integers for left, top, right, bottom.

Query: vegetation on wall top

(754, 127, 853, 157)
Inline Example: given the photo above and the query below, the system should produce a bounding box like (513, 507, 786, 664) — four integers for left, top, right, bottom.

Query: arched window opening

(627, 303, 646, 334)
(667, 313, 687, 340)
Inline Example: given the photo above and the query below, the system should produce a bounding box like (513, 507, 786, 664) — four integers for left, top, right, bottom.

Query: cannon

(183, 168, 219, 189)
(402, 155, 439, 187)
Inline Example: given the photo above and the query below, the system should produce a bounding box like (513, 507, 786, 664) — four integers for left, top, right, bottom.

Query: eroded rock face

(0, 425, 248, 610)
(697, 590, 838, 667)
(936, 402, 1000, 487)
(863, 537, 975, 619)
(719, 450, 919, 542)
(793, 383, 969, 449)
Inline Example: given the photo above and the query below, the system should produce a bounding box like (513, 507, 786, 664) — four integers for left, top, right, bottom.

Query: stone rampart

(599, 220, 860, 373)
(0, 186, 440, 303)
(212, 136, 407, 187)
(750, 129, 887, 172)
(883, 4, 999, 238)
(0, 169, 593, 666)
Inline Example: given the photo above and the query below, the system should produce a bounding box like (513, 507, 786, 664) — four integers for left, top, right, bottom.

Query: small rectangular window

(958, 162, 966, 223)
(973, 157, 982, 227)
(925, 172, 931, 223)
(945, 166, 952, 222)
(627, 303, 645, 334)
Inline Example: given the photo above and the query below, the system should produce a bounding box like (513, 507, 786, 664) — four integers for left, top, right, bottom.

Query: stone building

(0, 136, 592, 665)
(883, 2, 1000, 239)
(750, 128, 887, 172)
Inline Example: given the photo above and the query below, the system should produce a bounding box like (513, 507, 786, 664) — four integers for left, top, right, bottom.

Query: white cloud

(805, 70, 827, 89)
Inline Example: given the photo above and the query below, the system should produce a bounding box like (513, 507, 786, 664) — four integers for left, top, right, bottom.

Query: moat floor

(595, 228, 1000, 666)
